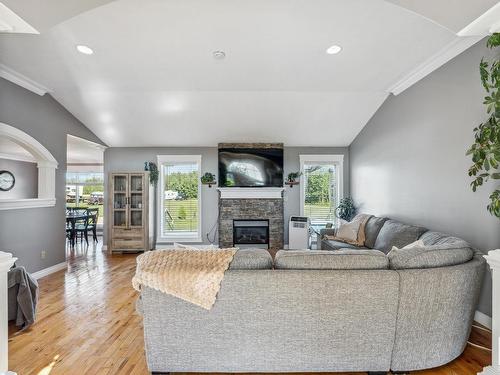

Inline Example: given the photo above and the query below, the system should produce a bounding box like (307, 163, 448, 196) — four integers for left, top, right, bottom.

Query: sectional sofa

(139, 217, 485, 374)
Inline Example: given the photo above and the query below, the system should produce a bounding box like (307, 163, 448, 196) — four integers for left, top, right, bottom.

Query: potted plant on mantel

(285, 171, 301, 187)
(466, 33, 500, 218)
(201, 172, 217, 188)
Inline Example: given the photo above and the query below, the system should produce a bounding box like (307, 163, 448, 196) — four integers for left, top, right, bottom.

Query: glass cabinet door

(130, 175, 143, 192)
(112, 174, 128, 227)
(114, 175, 127, 192)
(130, 210, 143, 227)
(129, 174, 143, 227)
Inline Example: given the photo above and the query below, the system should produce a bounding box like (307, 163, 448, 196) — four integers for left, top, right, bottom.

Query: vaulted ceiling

(0, 0, 497, 147)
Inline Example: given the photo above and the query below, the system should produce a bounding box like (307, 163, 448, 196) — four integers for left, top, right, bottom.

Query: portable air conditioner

(288, 216, 311, 250)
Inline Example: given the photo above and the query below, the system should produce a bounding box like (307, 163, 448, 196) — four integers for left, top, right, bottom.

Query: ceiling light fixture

(76, 45, 94, 55)
(326, 45, 342, 55)
(213, 50, 226, 60)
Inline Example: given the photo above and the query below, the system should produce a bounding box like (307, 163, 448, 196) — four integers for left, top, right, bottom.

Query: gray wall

(0, 77, 104, 273)
(0, 159, 37, 199)
(104, 146, 349, 245)
(349, 40, 500, 316)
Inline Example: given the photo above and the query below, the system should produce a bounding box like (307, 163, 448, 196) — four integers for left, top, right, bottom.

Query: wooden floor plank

(8, 239, 492, 374)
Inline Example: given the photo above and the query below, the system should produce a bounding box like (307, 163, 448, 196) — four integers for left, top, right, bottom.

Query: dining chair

(69, 207, 88, 246)
(86, 208, 99, 243)
(75, 208, 99, 245)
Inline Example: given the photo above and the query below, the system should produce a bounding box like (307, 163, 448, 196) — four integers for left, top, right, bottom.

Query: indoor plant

(466, 33, 500, 218)
(201, 172, 216, 187)
(335, 197, 356, 221)
(286, 171, 302, 183)
(144, 162, 159, 186)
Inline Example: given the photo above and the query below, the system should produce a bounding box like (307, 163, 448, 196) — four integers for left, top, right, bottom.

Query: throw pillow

(390, 239, 425, 251)
(329, 214, 372, 246)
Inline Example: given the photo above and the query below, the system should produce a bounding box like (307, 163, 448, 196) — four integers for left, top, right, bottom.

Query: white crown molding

(0, 2, 38, 34)
(31, 261, 67, 280)
(217, 187, 284, 199)
(458, 2, 500, 36)
(0, 63, 50, 96)
(388, 35, 483, 96)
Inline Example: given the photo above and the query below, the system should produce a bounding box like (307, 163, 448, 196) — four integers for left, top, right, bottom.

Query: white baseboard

(475, 310, 492, 329)
(31, 262, 67, 280)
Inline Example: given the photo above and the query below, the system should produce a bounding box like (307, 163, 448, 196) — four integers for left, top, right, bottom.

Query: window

(300, 155, 344, 232)
(157, 155, 202, 242)
(65, 170, 104, 225)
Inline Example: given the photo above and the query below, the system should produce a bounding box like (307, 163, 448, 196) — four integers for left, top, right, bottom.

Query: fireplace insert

(233, 220, 269, 249)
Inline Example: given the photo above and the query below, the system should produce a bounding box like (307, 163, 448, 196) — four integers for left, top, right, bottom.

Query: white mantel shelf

(217, 187, 284, 199)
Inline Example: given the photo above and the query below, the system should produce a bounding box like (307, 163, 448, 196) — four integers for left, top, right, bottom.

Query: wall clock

(0, 170, 15, 191)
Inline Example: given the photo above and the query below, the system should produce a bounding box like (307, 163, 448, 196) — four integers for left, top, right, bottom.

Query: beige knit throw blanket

(132, 249, 237, 310)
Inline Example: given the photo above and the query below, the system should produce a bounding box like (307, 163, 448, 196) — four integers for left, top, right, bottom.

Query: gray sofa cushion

(229, 249, 273, 270)
(374, 220, 427, 254)
(364, 216, 388, 249)
(321, 240, 368, 251)
(275, 249, 389, 270)
(388, 241, 474, 269)
(418, 231, 448, 246)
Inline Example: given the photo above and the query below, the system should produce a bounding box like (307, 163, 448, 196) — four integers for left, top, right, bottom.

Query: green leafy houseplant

(335, 197, 356, 221)
(201, 172, 216, 186)
(287, 171, 302, 182)
(145, 162, 159, 186)
(466, 33, 500, 218)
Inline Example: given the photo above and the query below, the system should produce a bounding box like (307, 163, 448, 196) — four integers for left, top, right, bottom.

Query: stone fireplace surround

(218, 194, 284, 249)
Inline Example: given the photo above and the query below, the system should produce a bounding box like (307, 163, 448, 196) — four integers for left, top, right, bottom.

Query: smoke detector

(213, 51, 226, 60)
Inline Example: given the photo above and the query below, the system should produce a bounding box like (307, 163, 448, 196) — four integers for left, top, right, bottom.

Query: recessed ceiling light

(326, 45, 342, 55)
(76, 45, 93, 55)
(213, 50, 226, 60)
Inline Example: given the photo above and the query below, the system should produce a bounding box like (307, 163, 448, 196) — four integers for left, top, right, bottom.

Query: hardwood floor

(8, 240, 492, 375)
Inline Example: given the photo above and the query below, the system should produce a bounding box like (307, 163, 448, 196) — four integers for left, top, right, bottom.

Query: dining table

(66, 211, 89, 247)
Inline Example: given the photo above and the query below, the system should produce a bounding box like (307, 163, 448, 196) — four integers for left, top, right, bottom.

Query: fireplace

(233, 220, 269, 249)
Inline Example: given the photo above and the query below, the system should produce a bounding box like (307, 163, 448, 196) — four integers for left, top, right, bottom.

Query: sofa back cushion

(364, 216, 388, 248)
(274, 249, 389, 270)
(229, 249, 273, 270)
(373, 220, 427, 254)
(388, 241, 473, 269)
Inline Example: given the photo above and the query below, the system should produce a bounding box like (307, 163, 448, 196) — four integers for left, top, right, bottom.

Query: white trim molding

(479, 249, 500, 375)
(217, 187, 284, 199)
(0, 198, 56, 210)
(475, 310, 492, 329)
(458, 2, 500, 36)
(0, 2, 38, 35)
(0, 152, 36, 164)
(0, 123, 58, 210)
(31, 262, 67, 280)
(0, 64, 49, 96)
(388, 36, 483, 96)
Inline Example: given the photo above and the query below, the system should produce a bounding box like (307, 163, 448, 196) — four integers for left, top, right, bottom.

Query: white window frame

(157, 155, 202, 243)
(299, 154, 344, 224)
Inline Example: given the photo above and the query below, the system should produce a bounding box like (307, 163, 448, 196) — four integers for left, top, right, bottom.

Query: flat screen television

(218, 148, 284, 187)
